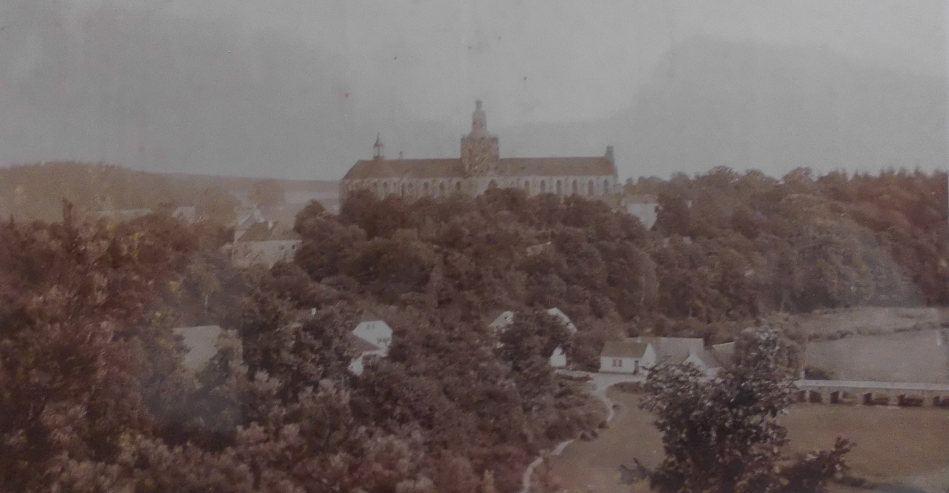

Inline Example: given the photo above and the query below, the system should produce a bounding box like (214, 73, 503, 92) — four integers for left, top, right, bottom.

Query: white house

(348, 313, 393, 376)
(550, 346, 567, 368)
(621, 195, 659, 229)
(599, 340, 657, 374)
(683, 349, 723, 377)
(631, 337, 705, 364)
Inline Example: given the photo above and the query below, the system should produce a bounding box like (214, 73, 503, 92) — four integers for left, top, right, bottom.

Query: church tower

(461, 100, 499, 177)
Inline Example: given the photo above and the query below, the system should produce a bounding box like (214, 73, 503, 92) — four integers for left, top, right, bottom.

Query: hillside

(0, 162, 338, 222)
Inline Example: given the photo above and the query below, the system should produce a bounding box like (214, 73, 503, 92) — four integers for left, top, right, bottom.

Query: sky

(0, 0, 946, 180)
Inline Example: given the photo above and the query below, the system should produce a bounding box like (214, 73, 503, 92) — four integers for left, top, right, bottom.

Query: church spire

(469, 100, 489, 138)
(373, 133, 384, 160)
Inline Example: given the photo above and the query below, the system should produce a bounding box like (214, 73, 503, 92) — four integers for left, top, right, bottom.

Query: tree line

(0, 165, 944, 492)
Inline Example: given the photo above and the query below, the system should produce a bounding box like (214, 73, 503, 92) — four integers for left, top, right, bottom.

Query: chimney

(399, 151, 403, 160)
(605, 145, 614, 164)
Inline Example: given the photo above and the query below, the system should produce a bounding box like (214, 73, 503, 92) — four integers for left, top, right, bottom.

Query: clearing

(548, 388, 949, 493)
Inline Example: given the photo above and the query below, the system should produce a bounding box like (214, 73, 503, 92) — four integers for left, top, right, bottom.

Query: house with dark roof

(341, 100, 619, 199)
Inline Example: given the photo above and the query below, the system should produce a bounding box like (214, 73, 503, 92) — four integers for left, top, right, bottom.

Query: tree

(640, 327, 851, 493)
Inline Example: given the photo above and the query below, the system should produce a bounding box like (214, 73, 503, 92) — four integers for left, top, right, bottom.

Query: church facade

(341, 101, 619, 199)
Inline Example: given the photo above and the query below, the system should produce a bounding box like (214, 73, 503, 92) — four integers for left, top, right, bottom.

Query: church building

(340, 101, 619, 199)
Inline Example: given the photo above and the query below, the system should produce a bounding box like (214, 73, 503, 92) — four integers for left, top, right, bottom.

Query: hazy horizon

(0, 0, 945, 181)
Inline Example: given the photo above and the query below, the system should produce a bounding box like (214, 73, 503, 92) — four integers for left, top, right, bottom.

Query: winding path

(518, 371, 643, 493)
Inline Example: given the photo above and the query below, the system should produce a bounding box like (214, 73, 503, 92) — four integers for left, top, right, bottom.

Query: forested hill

(297, 167, 946, 348)
(0, 166, 945, 492)
(0, 162, 336, 222)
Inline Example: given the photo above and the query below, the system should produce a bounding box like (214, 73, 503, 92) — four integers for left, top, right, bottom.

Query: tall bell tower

(461, 100, 499, 177)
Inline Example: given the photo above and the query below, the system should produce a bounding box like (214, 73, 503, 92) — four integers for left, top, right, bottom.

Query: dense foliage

(640, 327, 853, 493)
(0, 203, 603, 493)
(0, 165, 944, 492)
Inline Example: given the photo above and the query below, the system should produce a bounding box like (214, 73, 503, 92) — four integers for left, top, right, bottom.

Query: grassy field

(804, 329, 949, 383)
(548, 389, 949, 493)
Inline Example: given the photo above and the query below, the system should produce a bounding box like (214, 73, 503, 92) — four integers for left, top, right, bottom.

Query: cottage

(228, 220, 301, 268)
(683, 349, 724, 377)
(348, 312, 394, 376)
(630, 337, 705, 364)
(600, 340, 657, 374)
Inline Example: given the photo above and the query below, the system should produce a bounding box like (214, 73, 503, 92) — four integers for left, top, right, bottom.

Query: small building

(600, 340, 657, 374)
(683, 349, 723, 377)
(348, 312, 394, 376)
(228, 221, 301, 268)
(550, 346, 568, 368)
(621, 195, 658, 229)
(631, 337, 705, 365)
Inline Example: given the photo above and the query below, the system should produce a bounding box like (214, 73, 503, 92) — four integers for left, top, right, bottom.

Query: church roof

(344, 159, 466, 180)
(343, 156, 615, 180)
(497, 157, 615, 177)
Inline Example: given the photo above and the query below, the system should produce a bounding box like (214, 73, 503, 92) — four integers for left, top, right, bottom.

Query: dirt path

(518, 372, 643, 493)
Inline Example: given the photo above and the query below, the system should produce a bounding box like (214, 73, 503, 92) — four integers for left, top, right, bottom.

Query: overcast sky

(0, 0, 946, 179)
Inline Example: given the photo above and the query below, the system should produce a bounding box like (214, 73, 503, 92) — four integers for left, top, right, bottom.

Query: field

(547, 389, 949, 493)
(793, 307, 948, 338)
(804, 329, 949, 383)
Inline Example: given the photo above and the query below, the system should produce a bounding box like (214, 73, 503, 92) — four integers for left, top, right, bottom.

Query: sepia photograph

(0, 1, 947, 492)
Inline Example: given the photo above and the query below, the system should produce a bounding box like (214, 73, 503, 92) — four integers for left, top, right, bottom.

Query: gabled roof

(601, 340, 650, 359)
(687, 349, 722, 369)
(343, 157, 617, 181)
(632, 337, 705, 363)
(710, 342, 736, 364)
(343, 159, 466, 180)
(497, 157, 615, 177)
(351, 334, 384, 353)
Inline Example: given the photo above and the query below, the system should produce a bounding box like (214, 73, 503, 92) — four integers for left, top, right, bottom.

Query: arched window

(604, 179, 610, 194)
(588, 181, 594, 195)
(455, 181, 462, 192)
(556, 180, 562, 195)
(439, 182, 446, 195)
(540, 181, 547, 193)
(488, 180, 498, 189)
(571, 180, 578, 195)
(423, 182, 430, 196)
(408, 183, 415, 195)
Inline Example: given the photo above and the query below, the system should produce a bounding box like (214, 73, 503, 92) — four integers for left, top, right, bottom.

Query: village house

(600, 340, 657, 374)
(620, 195, 659, 229)
(227, 220, 302, 268)
(348, 311, 394, 376)
(600, 336, 724, 376)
